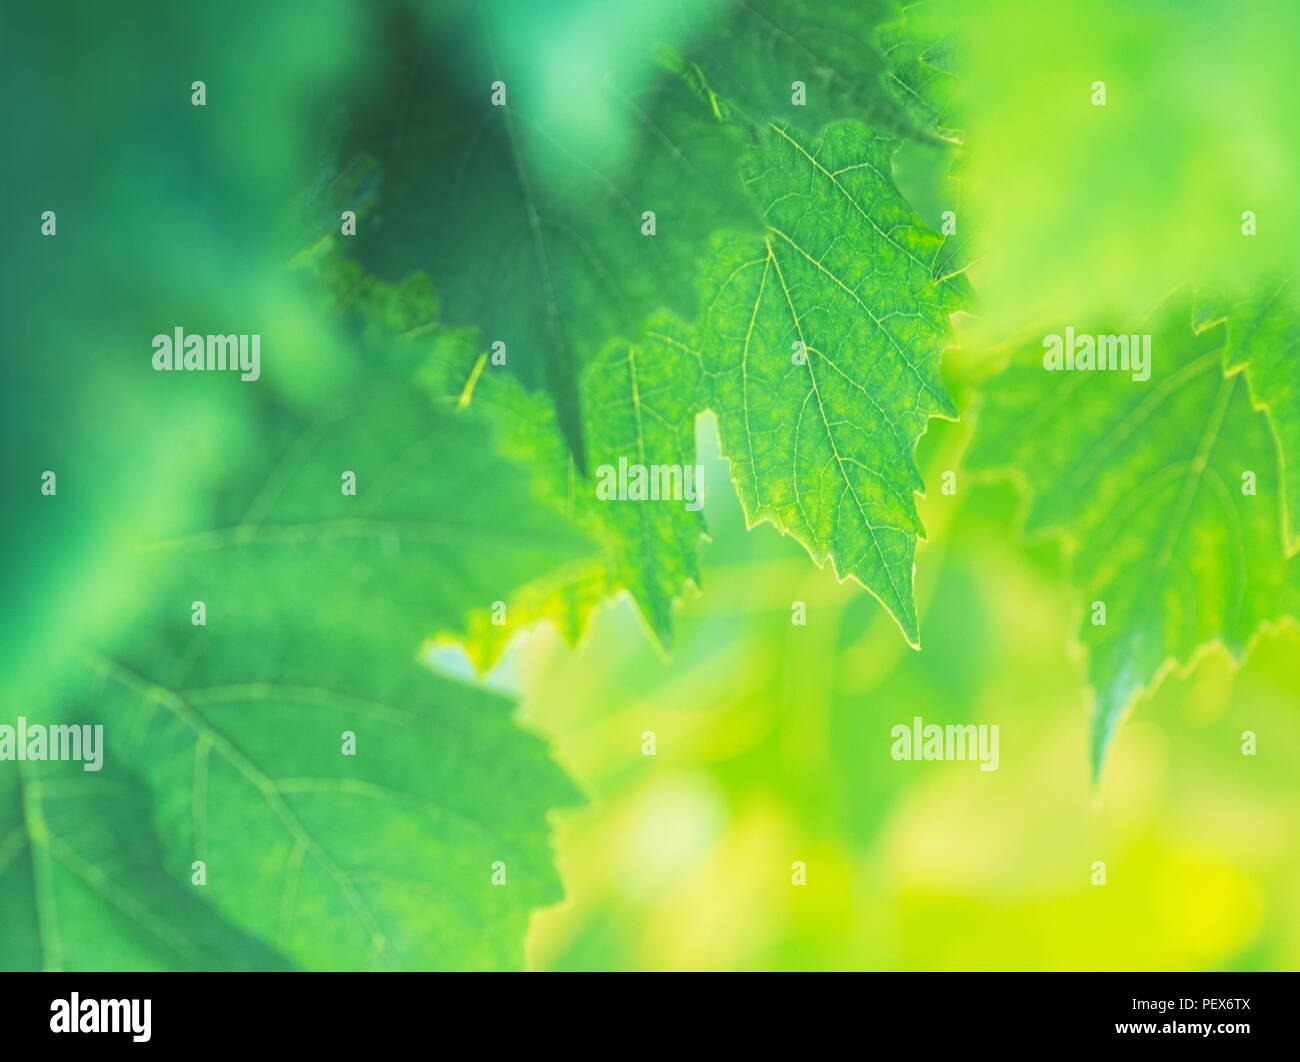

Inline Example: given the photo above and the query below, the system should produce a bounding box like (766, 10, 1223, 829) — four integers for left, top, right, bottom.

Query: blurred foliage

(2, 1, 590, 970)
(2, 0, 1297, 973)
(969, 297, 1297, 777)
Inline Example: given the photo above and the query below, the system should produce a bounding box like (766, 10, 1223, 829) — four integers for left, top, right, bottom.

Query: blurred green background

(4, 0, 1297, 971)
(514, 409, 1300, 970)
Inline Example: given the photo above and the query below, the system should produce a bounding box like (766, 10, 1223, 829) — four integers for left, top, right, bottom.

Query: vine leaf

(697, 120, 967, 645)
(969, 296, 1298, 777)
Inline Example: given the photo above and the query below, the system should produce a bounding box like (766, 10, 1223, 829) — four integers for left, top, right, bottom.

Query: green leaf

(696, 120, 966, 645)
(1200, 280, 1300, 555)
(968, 296, 1298, 777)
(9, 268, 593, 970)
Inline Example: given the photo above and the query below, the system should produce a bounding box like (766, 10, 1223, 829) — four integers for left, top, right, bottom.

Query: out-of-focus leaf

(8, 261, 593, 970)
(1200, 280, 1300, 555)
(0, 762, 291, 971)
(969, 296, 1297, 776)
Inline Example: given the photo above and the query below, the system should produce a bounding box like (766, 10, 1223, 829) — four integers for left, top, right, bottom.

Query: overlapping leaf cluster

(338, 0, 967, 658)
